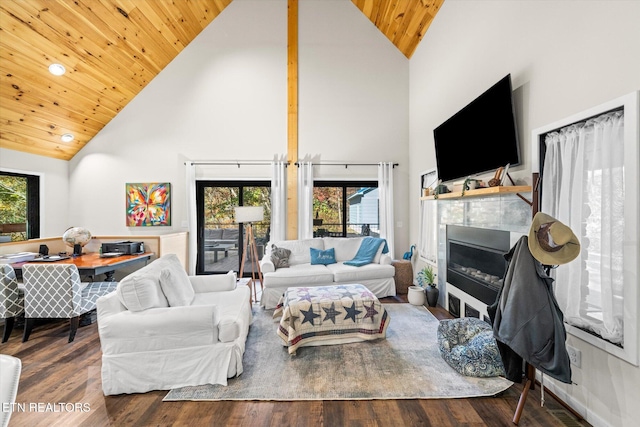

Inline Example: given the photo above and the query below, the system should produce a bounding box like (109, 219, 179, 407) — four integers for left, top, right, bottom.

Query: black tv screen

(433, 74, 520, 183)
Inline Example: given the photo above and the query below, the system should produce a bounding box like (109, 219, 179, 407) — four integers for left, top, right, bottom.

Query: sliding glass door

(196, 181, 270, 275)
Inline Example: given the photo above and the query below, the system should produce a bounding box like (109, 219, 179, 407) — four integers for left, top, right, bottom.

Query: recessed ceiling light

(61, 133, 74, 142)
(48, 63, 66, 76)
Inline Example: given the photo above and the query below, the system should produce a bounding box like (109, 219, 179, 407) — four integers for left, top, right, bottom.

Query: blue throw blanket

(344, 237, 389, 267)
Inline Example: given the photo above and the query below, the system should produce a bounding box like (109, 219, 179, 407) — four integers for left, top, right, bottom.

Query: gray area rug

(163, 304, 512, 401)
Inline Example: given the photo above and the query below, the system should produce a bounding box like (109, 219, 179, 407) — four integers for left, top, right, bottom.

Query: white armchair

(0, 355, 21, 427)
(97, 254, 252, 395)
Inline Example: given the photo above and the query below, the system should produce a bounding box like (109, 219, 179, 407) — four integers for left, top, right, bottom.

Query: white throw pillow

(373, 242, 386, 263)
(159, 267, 195, 307)
(116, 273, 169, 312)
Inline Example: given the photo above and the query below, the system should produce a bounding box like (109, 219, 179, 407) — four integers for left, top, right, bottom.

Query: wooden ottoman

(273, 284, 390, 355)
(392, 259, 413, 294)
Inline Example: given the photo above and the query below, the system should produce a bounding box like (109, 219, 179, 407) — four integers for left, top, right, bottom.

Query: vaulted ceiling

(0, 0, 444, 161)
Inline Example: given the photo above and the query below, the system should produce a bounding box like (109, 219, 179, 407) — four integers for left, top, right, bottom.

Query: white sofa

(97, 254, 252, 395)
(259, 237, 396, 309)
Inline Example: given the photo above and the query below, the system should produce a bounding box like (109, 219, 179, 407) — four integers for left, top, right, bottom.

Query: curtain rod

(294, 162, 399, 168)
(185, 160, 290, 167)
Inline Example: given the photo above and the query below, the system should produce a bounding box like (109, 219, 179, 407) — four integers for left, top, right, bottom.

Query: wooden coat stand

(510, 172, 540, 425)
(513, 172, 582, 425)
(238, 223, 263, 303)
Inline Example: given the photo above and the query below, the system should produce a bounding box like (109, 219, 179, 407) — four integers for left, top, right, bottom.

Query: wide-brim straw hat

(528, 212, 580, 265)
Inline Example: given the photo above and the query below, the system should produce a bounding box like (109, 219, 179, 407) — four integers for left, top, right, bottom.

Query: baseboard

(536, 372, 612, 427)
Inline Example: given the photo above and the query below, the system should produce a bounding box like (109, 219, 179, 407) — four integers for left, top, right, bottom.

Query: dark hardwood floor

(1, 292, 591, 427)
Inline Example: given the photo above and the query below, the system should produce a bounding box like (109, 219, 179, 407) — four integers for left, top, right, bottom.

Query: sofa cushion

(116, 273, 169, 312)
(323, 237, 363, 262)
(159, 267, 195, 307)
(270, 244, 292, 269)
(262, 264, 334, 287)
(327, 262, 396, 282)
(310, 247, 336, 265)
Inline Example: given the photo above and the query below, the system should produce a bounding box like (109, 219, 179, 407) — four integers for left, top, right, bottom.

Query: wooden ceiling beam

(287, 0, 298, 240)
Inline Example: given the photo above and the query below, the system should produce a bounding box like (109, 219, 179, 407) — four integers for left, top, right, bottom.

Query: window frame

(0, 169, 40, 241)
(313, 180, 378, 238)
(531, 91, 639, 366)
(195, 180, 270, 275)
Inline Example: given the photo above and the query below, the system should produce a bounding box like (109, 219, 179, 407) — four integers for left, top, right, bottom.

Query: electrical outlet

(567, 345, 581, 368)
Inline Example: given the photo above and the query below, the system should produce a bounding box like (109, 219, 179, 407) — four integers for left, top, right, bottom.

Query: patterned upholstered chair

(22, 264, 118, 343)
(0, 264, 24, 343)
(437, 317, 505, 378)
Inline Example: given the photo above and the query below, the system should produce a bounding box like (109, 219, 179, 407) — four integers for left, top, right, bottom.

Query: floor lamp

(235, 206, 264, 303)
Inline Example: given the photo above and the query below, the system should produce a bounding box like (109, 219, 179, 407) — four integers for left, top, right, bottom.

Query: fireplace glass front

(447, 225, 511, 305)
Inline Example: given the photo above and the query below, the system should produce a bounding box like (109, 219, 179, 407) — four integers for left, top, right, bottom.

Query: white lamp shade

(235, 206, 264, 223)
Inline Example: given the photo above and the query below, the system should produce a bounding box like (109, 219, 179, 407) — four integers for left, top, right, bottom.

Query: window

(313, 181, 378, 238)
(419, 168, 438, 263)
(533, 91, 639, 365)
(0, 171, 40, 242)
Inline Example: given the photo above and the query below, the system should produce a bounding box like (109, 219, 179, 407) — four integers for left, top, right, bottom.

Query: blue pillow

(310, 247, 336, 265)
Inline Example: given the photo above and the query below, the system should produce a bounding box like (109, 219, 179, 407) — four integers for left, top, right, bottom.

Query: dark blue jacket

(489, 236, 572, 384)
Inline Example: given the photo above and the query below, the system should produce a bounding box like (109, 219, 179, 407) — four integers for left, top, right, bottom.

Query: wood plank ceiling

(0, 0, 444, 161)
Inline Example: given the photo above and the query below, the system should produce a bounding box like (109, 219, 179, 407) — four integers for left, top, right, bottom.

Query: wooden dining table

(12, 252, 153, 281)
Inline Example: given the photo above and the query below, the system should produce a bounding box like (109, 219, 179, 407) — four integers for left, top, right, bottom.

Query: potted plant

(417, 265, 439, 307)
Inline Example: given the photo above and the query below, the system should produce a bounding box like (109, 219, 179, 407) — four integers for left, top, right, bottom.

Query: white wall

(0, 148, 69, 238)
(67, 0, 288, 235)
(409, 1, 640, 426)
(299, 0, 410, 255)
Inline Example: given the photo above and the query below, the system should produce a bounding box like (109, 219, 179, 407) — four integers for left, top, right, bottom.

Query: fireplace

(446, 225, 511, 305)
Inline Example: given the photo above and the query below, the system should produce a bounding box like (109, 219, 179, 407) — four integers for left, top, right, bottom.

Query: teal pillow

(310, 247, 336, 265)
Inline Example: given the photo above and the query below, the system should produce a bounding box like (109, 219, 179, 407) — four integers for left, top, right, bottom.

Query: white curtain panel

(185, 162, 197, 275)
(297, 161, 314, 240)
(542, 111, 625, 343)
(419, 200, 437, 263)
(271, 161, 287, 242)
(378, 162, 395, 259)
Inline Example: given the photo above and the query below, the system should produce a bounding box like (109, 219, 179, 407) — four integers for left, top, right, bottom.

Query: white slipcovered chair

(0, 354, 21, 427)
(0, 264, 24, 343)
(21, 264, 118, 342)
(97, 254, 252, 395)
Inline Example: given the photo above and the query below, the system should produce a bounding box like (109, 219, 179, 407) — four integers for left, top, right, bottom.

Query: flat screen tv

(433, 74, 520, 183)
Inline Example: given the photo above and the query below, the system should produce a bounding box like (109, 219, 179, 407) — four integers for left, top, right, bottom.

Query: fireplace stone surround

(435, 192, 532, 320)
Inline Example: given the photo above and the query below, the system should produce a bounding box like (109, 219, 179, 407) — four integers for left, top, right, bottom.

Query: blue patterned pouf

(437, 317, 505, 378)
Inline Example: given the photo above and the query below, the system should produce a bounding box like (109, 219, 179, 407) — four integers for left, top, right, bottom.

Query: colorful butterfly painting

(126, 183, 171, 226)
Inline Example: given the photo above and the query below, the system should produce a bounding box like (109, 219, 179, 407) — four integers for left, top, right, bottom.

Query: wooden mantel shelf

(420, 185, 532, 201)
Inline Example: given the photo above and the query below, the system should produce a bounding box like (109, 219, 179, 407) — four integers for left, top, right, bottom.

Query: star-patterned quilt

(273, 284, 390, 355)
